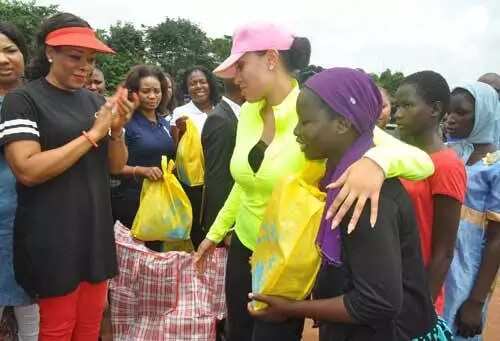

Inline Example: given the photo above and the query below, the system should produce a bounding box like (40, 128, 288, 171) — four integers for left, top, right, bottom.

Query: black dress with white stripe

(0, 78, 117, 299)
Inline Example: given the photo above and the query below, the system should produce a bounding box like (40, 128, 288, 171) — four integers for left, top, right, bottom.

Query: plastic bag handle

(161, 156, 176, 177)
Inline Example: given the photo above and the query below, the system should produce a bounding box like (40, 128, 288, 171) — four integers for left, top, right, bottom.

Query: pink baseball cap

(213, 22, 294, 78)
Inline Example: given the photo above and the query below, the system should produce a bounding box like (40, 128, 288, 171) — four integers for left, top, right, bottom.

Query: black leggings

(225, 233, 304, 341)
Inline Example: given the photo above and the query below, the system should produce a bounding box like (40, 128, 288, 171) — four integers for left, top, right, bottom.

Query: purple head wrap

(305, 68, 382, 265)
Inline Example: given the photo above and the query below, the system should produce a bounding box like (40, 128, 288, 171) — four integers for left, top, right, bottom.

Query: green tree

(209, 35, 232, 65)
(146, 18, 217, 79)
(96, 22, 146, 91)
(0, 0, 58, 55)
(371, 69, 405, 96)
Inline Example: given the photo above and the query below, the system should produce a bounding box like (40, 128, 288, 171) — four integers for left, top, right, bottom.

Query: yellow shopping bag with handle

(176, 118, 204, 186)
(251, 160, 326, 310)
(131, 156, 193, 241)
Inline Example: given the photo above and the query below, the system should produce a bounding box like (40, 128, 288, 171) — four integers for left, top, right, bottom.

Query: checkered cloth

(110, 222, 227, 340)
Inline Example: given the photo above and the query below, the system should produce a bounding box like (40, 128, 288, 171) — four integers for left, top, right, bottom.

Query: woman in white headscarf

(444, 82, 500, 340)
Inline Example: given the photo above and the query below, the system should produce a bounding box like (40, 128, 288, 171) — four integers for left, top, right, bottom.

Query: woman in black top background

(0, 13, 137, 340)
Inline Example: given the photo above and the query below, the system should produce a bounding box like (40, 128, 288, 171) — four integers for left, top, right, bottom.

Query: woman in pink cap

(0, 13, 137, 340)
(194, 22, 435, 341)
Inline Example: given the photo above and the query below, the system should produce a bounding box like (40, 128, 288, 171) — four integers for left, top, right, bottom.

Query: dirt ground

(303, 280, 500, 340)
(484, 280, 500, 341)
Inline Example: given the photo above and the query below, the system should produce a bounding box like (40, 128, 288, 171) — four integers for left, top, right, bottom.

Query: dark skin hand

(247, 294, 290, 323)
(427, 195, 462, 302)
(456, 298, 484, 338)
(172, 116, 188, 146)
(248, 293, 355, 324)
(456, 220, 500, 338)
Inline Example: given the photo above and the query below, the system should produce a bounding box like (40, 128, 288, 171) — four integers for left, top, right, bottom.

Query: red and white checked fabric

(110, 222, 227, 340)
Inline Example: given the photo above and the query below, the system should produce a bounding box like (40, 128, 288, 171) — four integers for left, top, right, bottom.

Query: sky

(38, 0, 499, 87)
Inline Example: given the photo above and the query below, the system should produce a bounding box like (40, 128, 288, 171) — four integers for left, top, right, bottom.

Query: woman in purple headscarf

(249, 68, 452, 340)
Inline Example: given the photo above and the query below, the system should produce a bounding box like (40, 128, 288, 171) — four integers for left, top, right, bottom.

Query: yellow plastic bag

(176, 118, 204, 186)
(251, 160, 326, 310)
(131, 156, 193, 241)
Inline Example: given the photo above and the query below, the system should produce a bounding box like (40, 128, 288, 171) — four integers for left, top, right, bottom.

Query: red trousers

(38, 281, 108, 341)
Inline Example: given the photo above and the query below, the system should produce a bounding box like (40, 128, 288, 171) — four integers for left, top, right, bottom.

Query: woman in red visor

(0, 12, 138, 341)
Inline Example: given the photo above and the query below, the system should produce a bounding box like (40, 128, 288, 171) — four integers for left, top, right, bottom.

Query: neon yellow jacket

(206, 81, 434, 251)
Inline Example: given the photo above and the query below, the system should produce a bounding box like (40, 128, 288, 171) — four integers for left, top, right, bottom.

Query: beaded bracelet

(82, 131, 98, 148)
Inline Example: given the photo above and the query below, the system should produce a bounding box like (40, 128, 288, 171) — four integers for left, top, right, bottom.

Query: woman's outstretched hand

(325, 157, 384, 233)
(193, 238, 217, 273)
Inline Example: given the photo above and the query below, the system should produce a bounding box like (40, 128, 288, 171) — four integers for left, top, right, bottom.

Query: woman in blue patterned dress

(444, 81, 500, 340)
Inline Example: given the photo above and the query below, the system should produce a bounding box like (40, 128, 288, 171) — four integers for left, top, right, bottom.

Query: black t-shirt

(0, 78, 118, 298)
(314, 179, 437, 341)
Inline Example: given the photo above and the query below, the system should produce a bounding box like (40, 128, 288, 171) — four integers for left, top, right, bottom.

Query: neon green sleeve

(206, 183, 243, 243)
(364, 127, 435, 180)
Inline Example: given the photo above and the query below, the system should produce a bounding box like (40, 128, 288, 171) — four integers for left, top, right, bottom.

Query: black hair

(478, 72, 500, 84)
(478, 73, 500, 95)
(0, 21, 28, 59)
(161, 72, 177, 113)
(479, 72, 500, 79)
(297, 65, 324, 86)
(124, 64, 169, 112)
(280, 37, 311, 73)
(181, 66, 220, 106)
(26, 13, 91, 80)
(402, 70, 450, 119)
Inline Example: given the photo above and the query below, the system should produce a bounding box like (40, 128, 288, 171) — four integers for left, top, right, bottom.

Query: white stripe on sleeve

(0, 126, 40, 139)
(0, 119, 38, 130)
